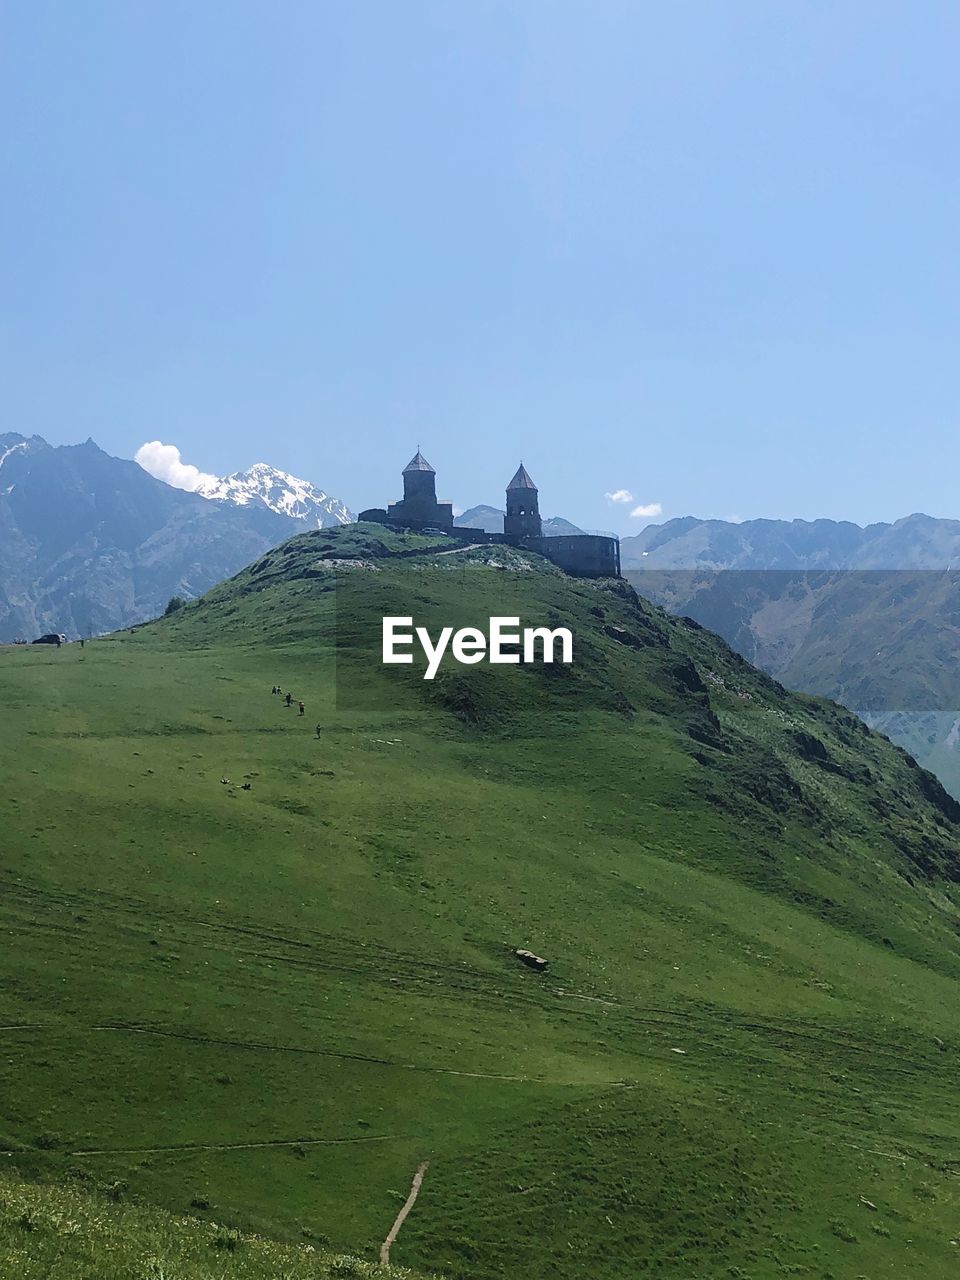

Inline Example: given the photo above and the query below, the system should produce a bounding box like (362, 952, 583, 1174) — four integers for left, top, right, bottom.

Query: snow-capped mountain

(0, 442, 355, 641)
(197, 463, 353, 528)
(0, 433, 46, 485)
(0, 434, 301, 642)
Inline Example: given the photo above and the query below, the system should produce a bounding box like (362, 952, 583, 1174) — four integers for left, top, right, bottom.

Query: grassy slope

(625, 567, 960, 798)
(0, 525, 959, 1278)
(0, 1172, 425, 1279)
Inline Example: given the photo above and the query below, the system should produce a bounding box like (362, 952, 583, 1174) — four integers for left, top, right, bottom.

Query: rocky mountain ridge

(197, 462, 352, 527)
(621, 512, 960, 569)
(622, 514, 960, 797)
(0, 434, 345, 641)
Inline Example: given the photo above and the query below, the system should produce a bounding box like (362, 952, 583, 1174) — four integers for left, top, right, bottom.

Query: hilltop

(1, 523, 960, 1278)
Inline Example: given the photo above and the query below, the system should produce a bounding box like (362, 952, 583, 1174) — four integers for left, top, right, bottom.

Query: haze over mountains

(0, 433, 612, 642)
(455, 504, 584, 537)
(8, 430, 960, 811)
(0, 433, 351, 642)
(624, 515, 960, 798)
(0, 435, 599, 641)
(621, 513, 960, 569)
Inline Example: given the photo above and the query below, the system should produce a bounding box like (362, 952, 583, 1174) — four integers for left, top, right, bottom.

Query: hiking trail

(380, 1159, 430, 1266)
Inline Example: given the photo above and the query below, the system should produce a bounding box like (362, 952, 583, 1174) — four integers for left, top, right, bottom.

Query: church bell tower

(504, 463, 542, 539)
(401, 450, 438, 509)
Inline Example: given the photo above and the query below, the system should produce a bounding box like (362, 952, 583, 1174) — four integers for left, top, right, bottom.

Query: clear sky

(1, 2, 958, 532)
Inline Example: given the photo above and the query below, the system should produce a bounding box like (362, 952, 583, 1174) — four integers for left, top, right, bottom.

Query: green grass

(0, 1172, 428, 1279)
(626, 566, 960, 799)
(1, 524, 959, 1278)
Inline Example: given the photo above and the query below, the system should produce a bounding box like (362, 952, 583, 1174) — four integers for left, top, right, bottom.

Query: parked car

(32, 633, 66, 646)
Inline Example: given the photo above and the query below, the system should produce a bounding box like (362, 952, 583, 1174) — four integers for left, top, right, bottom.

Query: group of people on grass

(271, 684, 321, 738)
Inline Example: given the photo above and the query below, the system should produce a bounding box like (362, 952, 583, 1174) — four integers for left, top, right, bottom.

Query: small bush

(829, 1220, 858, 1243)
(212, 1227, 242, 1252)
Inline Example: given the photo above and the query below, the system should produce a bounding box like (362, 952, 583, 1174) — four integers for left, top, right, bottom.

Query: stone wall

(353, 513, 620, 578)
(529, 534, 621, 578)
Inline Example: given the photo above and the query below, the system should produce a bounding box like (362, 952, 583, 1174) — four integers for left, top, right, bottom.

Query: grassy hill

(1, 524, 960, 1278)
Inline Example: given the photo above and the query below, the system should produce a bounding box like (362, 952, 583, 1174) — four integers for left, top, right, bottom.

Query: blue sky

(1, 2, 958, 532)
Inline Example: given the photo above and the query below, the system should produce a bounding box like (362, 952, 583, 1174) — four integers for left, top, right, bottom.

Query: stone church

(359, 451, 620, 578)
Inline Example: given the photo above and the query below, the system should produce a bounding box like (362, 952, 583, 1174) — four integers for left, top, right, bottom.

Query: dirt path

(69, 1133, 406, 1158)
(380, 1159, 430, 1266)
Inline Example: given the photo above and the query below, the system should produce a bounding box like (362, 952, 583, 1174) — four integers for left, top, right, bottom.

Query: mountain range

(197, 461, 351, 526)
(9, 434, 960, 804)
(0, 436, 597, 643)
(623, 514, 960, 797)
(621, 512, 960, 569)
(455, 504, 584, 537)
(0, 433, 351, 642)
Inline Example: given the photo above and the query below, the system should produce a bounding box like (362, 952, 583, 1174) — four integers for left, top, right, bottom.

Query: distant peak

(0, 434, 49, 470)
(0, 438, 30, 471)
(196, 460, 353, 527)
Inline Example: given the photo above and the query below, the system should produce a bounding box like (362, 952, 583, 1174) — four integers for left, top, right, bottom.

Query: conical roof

(507, 463, 537, 491)
(403, 450, 435, 474)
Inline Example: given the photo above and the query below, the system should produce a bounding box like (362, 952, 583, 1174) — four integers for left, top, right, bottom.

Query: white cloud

(605, 488, 633, 504)
(135, 441, 219, 493)
(629, 502, 662, 519)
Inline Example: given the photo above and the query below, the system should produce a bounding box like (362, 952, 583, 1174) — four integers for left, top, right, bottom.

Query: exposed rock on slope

(197, 462, 352, 527)
(0, 434, 297, 640)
